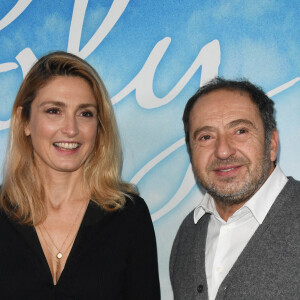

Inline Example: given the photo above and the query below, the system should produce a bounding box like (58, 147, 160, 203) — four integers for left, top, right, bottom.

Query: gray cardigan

(170, 177, 300, 300)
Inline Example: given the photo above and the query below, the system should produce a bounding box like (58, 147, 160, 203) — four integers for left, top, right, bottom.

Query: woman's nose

(61, 115, 79, 137)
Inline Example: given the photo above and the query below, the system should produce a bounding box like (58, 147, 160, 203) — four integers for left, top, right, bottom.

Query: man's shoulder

(280, 177, 300, 200)
(267, 176, 300, 224)
(286, 176, 300, 188)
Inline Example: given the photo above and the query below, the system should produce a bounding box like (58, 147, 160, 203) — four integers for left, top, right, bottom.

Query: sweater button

(197, 285, 204, 293)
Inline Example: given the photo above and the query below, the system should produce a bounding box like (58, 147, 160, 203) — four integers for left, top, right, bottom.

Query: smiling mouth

(213, 165, 243, 175)
(218, 167, 235, 172)
(53, 142, 81, 150)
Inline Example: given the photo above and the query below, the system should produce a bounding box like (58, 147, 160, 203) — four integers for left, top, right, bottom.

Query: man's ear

(269, 129, 279, 162)
(17, 106, 30, 136)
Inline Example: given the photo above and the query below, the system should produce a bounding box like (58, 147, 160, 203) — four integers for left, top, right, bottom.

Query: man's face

(189, 89, 278, 205)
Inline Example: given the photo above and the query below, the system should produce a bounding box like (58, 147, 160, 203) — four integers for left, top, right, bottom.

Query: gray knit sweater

(170, 177, 300, 300)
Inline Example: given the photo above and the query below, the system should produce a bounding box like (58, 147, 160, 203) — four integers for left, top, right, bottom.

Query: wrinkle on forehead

(189, 89, 263, 133)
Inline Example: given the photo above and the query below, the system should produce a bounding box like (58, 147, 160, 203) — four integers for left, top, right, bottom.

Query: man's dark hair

(183, 77, 277, 155)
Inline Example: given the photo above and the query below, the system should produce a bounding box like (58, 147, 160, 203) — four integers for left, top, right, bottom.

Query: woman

(0, 51, 160, 299)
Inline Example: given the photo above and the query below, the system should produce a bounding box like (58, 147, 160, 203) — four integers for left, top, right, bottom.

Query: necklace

(37, 199, 88, 283)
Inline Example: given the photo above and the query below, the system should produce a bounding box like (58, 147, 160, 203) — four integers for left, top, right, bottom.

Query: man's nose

(214, 135, 236, 159)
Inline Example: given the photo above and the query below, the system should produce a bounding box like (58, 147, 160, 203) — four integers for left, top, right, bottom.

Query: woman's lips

(53, 142, 81, 153)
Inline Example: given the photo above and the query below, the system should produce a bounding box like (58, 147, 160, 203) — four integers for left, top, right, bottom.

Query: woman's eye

(46, 108, 60, 114)
(81, 111, 93, 117)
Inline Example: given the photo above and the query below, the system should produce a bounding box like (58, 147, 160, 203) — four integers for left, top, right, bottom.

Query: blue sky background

(0, 1, 299, 298)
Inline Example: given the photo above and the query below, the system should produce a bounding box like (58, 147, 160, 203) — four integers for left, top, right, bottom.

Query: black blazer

(0, 195, 161, 299)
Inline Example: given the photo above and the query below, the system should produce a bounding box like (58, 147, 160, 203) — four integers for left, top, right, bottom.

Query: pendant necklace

(38, 199, 88, 283)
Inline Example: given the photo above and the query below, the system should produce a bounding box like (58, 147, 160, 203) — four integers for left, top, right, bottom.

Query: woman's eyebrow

(77, 103, 97, 109)
(39, 101, 66, 108)
(38, 101, 97, 109)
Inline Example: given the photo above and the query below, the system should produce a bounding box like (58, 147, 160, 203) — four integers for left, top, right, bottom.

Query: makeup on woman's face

(25, 76, 98, 174)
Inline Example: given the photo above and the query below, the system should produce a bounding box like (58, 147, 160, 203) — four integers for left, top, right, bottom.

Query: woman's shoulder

(86, 193, 152, 226)
(122, 193, 150, 214)
(109, 193, 153, 227)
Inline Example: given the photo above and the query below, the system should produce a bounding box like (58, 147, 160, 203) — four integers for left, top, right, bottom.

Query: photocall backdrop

(0, 1, 299, 298)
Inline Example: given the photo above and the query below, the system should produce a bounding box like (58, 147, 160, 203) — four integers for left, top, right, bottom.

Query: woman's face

(24, 76, 98, 175)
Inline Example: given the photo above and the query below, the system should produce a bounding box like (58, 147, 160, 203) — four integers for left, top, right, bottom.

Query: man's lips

(213, 165, 243, 176)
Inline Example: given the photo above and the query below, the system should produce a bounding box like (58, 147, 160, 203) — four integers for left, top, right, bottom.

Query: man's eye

(81, 111, 93, 117)
(236, 128, 248, 134)
(200, 135, 211, 141)
(46, 108, 60, 114)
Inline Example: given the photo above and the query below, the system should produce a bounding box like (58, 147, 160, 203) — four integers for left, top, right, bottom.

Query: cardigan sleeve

(122, 196, 161, 300)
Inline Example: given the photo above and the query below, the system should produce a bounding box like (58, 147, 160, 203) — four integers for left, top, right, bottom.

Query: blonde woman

(0, 52, 160, 299)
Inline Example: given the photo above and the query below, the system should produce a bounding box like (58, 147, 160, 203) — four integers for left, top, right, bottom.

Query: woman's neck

(39, 168, 88, 210)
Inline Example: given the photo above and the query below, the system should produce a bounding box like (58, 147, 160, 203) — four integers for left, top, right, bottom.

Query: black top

(0, 195, 160, 299)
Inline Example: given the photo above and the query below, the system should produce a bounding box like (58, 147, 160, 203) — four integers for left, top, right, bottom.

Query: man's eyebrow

(192, 119, 257, 140)
(192, 126, 215, 140)
(226, 119, 257, 130)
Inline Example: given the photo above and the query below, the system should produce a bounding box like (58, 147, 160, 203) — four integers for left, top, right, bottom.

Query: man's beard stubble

(195, 147, 272, 207)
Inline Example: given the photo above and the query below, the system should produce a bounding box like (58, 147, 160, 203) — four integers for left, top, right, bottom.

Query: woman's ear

(17, 106, 31, 136)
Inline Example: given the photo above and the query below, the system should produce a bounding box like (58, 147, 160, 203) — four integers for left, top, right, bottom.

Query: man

(170, 78, 300, 300)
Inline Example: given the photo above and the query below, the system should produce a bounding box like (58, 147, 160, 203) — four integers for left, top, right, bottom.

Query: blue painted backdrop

(0, 1, 299, 298)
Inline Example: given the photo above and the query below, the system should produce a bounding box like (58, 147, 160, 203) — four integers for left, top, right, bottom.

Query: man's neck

(214, 200, 247, 222)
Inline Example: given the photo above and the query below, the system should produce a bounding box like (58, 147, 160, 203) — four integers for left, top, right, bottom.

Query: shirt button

(197, 285, 204, 293)
(216, 266, 222, 272)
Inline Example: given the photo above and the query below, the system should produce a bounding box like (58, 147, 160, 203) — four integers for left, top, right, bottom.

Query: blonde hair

(0, 51, 137, 225)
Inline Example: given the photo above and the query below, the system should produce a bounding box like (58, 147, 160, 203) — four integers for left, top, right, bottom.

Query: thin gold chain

(37, 225, 55, 258)
(40, 199, 88, 259)
(39, 223, 76, 260)
(37, 200, 88, 285)
(37, 225, 79, 284)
